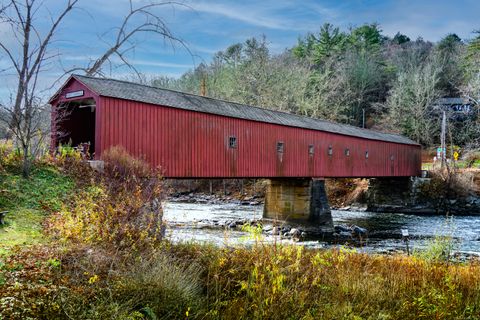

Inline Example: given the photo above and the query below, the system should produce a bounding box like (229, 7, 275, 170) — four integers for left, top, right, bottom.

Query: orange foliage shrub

(48, 146, 165, 252)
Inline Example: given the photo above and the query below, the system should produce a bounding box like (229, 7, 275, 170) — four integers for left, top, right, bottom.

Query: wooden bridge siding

(97, 97, 421, 178)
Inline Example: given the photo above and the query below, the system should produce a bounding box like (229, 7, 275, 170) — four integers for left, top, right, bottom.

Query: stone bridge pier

(263, 179, 333, 231)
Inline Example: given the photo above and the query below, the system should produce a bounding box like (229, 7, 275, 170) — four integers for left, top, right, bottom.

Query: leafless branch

(0, 0, 78, 176)
(80, 1, 192, 77)
(0, 2, 11, 16)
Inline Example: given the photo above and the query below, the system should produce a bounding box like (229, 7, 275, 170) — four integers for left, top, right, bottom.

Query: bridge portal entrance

(55, 98, 96, 157)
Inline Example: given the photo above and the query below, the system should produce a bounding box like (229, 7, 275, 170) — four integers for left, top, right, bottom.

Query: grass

(0, 165, 74, 211)
(3, 241, 480, 319)
(0, 209, 45, 255)
(0, 164, 74, 254)
(184, 243, 480, 319)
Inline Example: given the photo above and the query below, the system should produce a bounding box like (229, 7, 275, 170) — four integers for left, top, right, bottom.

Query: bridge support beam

(263, 179, 333, 230)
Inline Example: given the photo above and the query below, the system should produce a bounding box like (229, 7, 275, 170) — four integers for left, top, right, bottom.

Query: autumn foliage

(49, 146, 165, 251)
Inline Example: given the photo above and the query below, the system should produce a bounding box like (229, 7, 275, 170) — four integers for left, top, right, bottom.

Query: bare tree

(0, 0, 188, 177)
(69, 0, 190, 78)
(380, 55, 443, 146)
(0, 0, 79, 177)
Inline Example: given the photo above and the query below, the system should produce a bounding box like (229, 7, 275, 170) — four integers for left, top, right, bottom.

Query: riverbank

(2, 151, 480, 319)
(2, 241, 480, 319)
(366, 169, 480, 215)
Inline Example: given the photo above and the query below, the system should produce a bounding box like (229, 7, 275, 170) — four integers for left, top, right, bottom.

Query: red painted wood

(50, 79, 99, 105)
(51, 79, 422, 178)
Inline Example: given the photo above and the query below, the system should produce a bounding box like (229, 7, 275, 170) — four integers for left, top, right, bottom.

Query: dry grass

(464, 168, 480, 193)
(188, 243, 480, 320)
(4, 243, 480, 319)
(425, 167, 478, 198)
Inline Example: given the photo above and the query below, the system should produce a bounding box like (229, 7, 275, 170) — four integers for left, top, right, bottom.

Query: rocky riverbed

(169, 193, 263, 206)
(163, 200, 480, 261)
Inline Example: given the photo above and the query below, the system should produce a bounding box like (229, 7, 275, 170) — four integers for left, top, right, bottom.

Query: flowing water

(163, 201, 480, 255)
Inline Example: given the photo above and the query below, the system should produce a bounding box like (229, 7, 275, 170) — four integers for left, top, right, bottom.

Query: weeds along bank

(3, 242, 480, 319)
(1, 145, 480, 319)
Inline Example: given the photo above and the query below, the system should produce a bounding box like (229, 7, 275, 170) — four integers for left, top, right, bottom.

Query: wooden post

(200, 76, 207, 96)
(209, 180, 213, 195)
(441, 111, 446, 168)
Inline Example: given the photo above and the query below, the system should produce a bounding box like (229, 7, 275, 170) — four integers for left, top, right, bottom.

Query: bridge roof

(70, 74, 418, 145)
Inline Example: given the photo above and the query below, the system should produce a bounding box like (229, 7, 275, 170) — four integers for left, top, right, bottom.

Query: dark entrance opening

(56, 98, 96, 157)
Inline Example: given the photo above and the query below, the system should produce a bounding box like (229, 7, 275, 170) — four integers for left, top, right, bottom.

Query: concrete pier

(263, 179, 333, 229)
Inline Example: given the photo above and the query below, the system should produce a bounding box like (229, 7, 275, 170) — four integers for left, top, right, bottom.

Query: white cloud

(306, 2, 339, 19)
(190, 2, 288, 30)
(127, 59, 193, 69)
(63, 55, 192, 69)
(183, 1, 325, 31)
(189, 44, 222, 55)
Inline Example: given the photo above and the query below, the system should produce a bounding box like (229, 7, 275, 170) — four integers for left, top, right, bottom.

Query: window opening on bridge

(328, 145, 333, 156)
(345, 148, 350, 156)
(365, 150, 369, 159)
(390, 155, 395, 161)
(309, 144, 314, 155)
(277, 141, 284, 153)
(229, 136, 237, 148)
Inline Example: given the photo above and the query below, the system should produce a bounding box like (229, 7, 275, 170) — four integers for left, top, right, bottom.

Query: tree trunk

(22, 145, 30, 178)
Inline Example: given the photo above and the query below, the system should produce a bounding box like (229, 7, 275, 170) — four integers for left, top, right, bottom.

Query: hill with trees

(153, 23, 480, 149)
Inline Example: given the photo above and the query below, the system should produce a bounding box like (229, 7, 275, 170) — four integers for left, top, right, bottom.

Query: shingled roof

(70, 74, 418, 145)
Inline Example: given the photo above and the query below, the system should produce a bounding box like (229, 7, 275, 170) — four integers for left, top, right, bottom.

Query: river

(163, 201, 480, 256)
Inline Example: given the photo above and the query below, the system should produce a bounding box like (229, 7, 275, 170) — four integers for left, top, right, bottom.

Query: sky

(1, 0, 480, 101)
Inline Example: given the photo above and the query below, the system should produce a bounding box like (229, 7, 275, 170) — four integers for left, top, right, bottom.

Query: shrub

(464, 149, 480, 168)
(416, 235, 458, 263)
(414, 216, 459, 263)
(0, 140, 23, 170)
(3, 242, 480, 319)
(326, 178, 368, 207)
(30, 246, 205, 319)
(420, 167, 476, 210)
(192, 243, 480, 319)
(49, 146, 165, 252)
(113, 253, 205, 318)
(57, 143, 81, 160)
(101, 146, 162, 202)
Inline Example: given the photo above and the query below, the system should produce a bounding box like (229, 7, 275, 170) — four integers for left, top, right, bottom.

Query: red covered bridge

(50, 75, 422, 227)
(50, 74, 421, 179)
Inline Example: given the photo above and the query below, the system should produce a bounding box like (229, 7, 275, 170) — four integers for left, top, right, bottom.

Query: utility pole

(200, 76, 207, 97)
(362, 108, 365, 128)
(440, 111, 446, 168)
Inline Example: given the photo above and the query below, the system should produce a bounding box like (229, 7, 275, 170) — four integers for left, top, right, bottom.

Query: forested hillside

(153, 23, 480, 148)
